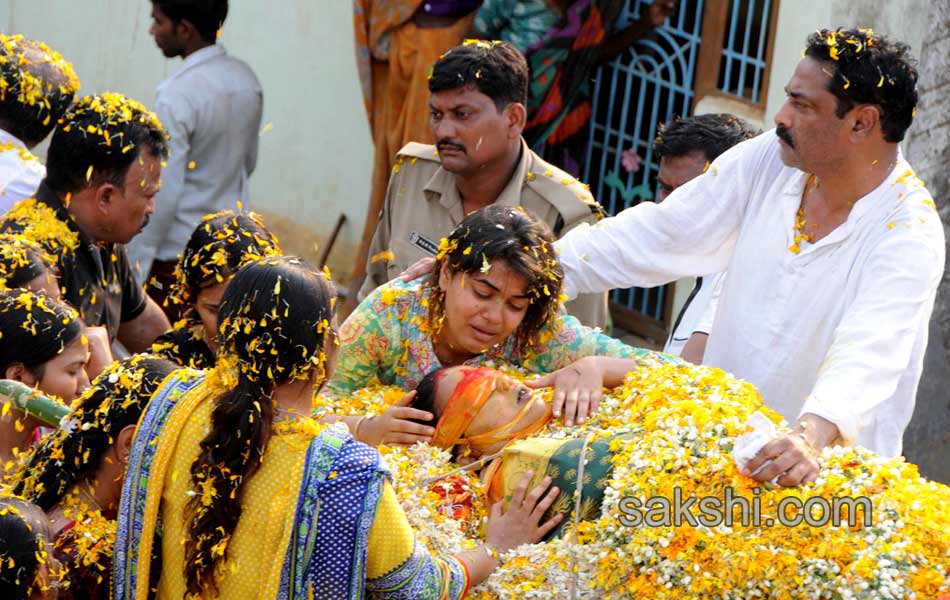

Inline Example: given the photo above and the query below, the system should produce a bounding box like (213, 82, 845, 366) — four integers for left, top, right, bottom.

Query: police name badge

(409, 231, 439, 256)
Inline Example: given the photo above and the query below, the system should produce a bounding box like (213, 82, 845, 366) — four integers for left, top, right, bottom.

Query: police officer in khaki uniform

(358, 40, 609, 328)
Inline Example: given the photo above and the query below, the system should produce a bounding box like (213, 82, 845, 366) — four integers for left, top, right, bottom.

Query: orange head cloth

(431, 368, 501, 449)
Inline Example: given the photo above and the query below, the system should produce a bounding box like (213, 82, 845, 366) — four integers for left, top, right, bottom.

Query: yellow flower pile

(336, 364, 950, 599)
(0, 33, 80, 112)
(0, 199, 79, 259)
(0, 235, 51, 289)
(379, 442, 487, 556)
(312, 381, 405, 417)
(478, 365, 950, 598)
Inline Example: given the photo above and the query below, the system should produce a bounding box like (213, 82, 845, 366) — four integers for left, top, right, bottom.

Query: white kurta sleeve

(556, 133, 771, 299)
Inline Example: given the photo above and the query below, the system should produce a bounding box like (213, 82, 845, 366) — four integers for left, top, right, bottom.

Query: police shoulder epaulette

(524, 159, 607, 222)
(392, 142, 441, 174)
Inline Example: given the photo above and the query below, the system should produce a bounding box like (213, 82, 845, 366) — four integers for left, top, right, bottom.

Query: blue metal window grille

(582, 0, 705, 327)
(718, 0, 774, 104)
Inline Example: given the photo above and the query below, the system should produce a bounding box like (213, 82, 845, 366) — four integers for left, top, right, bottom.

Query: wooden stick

(318, 214, 347, 268)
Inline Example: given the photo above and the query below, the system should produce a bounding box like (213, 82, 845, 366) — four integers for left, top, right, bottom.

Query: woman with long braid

(116, 256, 561, 599)
(11, 355, 177, 598)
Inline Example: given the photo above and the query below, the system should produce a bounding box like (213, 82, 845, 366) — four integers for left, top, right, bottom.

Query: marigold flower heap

(479, 364, 950, 599)
(379, 442, 487, 555)
(330, 364, 950, 599)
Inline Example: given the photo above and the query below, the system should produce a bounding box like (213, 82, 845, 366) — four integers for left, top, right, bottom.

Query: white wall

(1, 0, 374, 285)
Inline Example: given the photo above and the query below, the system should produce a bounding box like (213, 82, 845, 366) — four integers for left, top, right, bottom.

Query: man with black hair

(128, 0, 262, 315)
(556, 29, 945, 483)
(653, 114, 760, 361)
(0, 34, 80, 211)
(0, 93, 172, 353)
(359, 40, 609, 328)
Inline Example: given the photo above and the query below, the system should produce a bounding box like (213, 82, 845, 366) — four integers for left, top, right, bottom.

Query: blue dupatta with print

(114, 369, 203, 600)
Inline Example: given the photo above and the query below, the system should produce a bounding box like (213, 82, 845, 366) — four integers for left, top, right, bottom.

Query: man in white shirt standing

(652, 114, 759, 363)
(556, 29, 945, 486)
(129, 0, 263, 317)
(0, 34, 80, 212)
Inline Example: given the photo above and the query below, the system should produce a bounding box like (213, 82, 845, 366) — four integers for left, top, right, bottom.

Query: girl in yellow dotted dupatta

(115, 256, 562, 599)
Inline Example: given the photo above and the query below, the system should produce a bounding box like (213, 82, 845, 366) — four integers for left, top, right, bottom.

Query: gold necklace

(78, 478, 105, 512)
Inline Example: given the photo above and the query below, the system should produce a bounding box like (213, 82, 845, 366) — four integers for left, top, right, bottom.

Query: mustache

(437, 140, 466, 154)
(776, 125, 795, 149)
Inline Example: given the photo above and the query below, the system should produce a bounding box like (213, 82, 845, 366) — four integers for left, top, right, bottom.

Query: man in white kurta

(556, 29, 944, 482)
(128, 1, 262, 315)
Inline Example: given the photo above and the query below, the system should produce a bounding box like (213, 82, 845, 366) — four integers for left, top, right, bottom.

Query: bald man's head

(0, 34, 80, 148)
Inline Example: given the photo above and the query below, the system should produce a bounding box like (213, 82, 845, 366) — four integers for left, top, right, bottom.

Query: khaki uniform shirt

(360, 139, 609, 328)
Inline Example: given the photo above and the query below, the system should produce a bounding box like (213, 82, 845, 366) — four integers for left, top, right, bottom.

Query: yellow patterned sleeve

(366, 481, 416, 579)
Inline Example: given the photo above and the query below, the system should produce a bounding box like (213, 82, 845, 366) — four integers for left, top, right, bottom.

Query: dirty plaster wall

(1, 0, 373, 285)
(895, 0, 950, 482)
